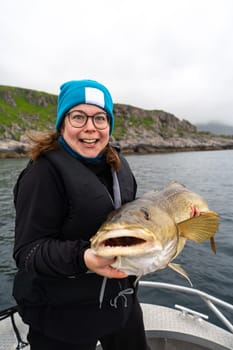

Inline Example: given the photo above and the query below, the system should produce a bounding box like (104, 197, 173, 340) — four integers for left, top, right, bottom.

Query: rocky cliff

(0, 85, 233, 158)
(112, 104, 233, 154)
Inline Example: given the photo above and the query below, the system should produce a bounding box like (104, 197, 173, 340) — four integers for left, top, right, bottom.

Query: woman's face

(62, 104, 110, 158)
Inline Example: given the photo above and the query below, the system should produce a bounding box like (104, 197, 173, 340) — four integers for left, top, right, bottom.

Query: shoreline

(0, 139, 233, 159)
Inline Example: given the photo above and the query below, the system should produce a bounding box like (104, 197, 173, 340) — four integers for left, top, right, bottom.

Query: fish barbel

(90, 182, 219, 283)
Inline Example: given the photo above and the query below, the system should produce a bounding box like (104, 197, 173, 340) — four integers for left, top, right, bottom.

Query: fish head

(90, 202, 178, 258)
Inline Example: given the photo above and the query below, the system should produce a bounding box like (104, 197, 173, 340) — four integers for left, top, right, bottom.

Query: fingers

(190, 204, 201, 217)
(101, 265, 127, 279)
(84, 249, 127, 279)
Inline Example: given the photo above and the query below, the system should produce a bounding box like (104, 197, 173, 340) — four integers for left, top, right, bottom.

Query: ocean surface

(0, 150, 232, 328)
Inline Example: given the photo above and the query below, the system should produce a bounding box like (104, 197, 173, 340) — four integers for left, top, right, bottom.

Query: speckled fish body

(90, 182, 219, 281)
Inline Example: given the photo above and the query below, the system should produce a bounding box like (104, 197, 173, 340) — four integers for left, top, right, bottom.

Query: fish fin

(134, 275, 142, 287)
(168, 262, 193, 286)
(178, 211, 219, 244)
(173, 237, 187, 260)
(210, 236, 217, 254)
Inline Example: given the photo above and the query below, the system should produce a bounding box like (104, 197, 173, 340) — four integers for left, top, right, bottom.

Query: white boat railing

(0, 306, 28, 349)
(139, 281, 233, 333)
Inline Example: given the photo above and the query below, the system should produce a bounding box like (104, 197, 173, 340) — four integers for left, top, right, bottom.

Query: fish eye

(140, 208, 150, 220)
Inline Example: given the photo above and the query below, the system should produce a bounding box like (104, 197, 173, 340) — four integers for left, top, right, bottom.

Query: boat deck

(1, 304, 232, 350)
(1, 282, 233, 350)
(142, 303, 233, 350)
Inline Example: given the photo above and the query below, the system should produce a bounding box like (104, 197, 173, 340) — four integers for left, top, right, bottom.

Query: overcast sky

(1, 0, 233, 126)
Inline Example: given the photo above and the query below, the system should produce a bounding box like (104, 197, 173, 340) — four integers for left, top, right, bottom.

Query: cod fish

(90, 182, 219, 283)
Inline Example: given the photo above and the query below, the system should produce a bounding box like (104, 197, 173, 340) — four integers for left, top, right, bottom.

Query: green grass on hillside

(0, 86, 57, 139)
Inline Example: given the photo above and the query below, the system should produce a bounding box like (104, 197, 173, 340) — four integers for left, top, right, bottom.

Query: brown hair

(26, 130, 60, 160)
(26, 130, 121, 171)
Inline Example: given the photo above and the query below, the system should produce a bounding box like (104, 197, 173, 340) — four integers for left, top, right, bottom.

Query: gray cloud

(1, 0, 233, 125)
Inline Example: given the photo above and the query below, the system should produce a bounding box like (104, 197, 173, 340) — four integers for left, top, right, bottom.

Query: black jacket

(13, 146, 138, 342)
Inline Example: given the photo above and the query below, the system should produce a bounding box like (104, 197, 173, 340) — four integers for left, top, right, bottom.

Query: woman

(13, 80, 149, 349)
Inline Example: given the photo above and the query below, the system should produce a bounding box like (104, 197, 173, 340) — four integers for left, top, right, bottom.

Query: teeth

(82, 139, 97, 144)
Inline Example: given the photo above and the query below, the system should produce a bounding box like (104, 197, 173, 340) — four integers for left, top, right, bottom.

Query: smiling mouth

(81, 139, 98, 144)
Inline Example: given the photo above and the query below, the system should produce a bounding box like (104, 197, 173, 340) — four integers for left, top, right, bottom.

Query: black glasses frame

(66, 110, 109, 130)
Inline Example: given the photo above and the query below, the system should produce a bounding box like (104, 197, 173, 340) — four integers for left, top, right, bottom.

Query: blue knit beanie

(56, 79, 114, 134)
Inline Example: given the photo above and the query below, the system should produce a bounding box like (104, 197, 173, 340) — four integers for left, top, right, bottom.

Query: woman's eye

(95, 116, 106, 122)
(73, 114, 85, 121)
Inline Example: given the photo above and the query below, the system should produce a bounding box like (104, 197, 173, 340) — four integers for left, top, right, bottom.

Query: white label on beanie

(85, 87, 105, 108)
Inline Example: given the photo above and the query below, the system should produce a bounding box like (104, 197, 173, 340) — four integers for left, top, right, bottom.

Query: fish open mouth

(103, 236, 146, 247)
(91, 227, 161, 257)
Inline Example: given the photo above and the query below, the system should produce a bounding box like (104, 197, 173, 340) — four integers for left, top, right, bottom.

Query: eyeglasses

(66, 110, 109, 130)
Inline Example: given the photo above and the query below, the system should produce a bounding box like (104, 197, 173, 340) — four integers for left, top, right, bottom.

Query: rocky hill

(0, 85, 233, 158)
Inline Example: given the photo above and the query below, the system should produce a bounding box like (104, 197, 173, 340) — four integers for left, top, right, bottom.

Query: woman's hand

(190, 204, 200, 217)
(84, 249, 127, 279)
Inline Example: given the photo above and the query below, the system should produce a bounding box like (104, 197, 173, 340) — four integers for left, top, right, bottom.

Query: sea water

(0, 150, 232, 327)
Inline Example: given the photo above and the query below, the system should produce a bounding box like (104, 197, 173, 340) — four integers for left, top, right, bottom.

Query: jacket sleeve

(13, 157, 90, 277)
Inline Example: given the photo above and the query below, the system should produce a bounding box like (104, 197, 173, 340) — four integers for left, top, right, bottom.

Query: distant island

(0, 85, 233, 158)
(196, 122, 233, 135)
